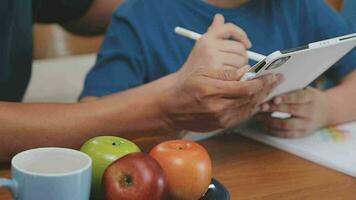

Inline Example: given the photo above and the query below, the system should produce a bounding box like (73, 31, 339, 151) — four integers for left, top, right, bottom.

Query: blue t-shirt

(82, 0, 356, 97)
(343, 0, 356, 26)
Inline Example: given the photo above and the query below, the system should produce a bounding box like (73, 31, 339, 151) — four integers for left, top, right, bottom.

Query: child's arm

(255, 70, 356, 138)
(325, 70, 356, 125)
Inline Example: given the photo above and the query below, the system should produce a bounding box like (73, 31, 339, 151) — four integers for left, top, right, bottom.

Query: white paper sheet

(235, 121, 356, 177)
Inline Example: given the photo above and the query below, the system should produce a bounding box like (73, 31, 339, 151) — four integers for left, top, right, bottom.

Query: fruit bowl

(200, 178, 230, 200)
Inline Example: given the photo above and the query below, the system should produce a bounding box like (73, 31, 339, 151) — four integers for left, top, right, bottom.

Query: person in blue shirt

(82, 0, 356, 138)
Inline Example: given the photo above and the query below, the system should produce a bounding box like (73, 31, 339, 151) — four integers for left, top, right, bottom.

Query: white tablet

(242, 33, 356, 101)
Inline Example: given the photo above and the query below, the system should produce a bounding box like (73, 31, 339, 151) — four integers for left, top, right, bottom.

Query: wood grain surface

(1, 133, 355, 200)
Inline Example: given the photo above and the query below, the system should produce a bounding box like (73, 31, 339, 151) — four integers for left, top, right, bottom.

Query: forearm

(61, 0, 124, 35)
(93, 73, 179, 137)
(0, 74, 178, 162)
(325, 70, 356, 125)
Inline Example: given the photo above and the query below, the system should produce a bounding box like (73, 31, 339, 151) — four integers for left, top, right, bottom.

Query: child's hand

(255, 87, 330, 138)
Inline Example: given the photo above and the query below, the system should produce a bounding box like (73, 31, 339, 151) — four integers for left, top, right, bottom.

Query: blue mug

(0, 147, 92, 200)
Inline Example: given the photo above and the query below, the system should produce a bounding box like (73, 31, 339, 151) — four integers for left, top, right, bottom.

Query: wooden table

(1, 133, 355, 200)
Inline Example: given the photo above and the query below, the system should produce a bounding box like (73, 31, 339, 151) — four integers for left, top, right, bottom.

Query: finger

(214, 97, 252, 113)
(247, 74, 283, 97)
(225, 97, 254, 110)
(260, 99, 276, 112)
(207, 65, 250, 81)
(209, 14, 225, 30)
(220, 53, 248, 68)
(222, 104, 257, 128)
(203, 66, 279, 98)
(211, 23, 252, 48)
(273, 96, 283, 105)
(220, 65, 242, 71)
(218, 40, 247, 57)
(203, 97, 253, 129)
(251, 74, 284, 102)
(213, 77, 269, 98)
(255, 114, 308, 132)
(260, 103, 271, 112)
(278, 89, 312, 104)
(267, 103, 310, 118)
(263, 126, 306, 138)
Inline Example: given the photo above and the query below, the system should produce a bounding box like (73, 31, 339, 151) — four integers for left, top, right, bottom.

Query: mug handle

(0, 178, 18, 198)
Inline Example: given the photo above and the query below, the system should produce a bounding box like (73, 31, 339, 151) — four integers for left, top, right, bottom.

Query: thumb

(209, 14, 225, 31)
(217, 65, 251, 81)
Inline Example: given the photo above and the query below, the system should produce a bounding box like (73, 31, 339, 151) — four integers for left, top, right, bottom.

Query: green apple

(80, 136, 140, 199)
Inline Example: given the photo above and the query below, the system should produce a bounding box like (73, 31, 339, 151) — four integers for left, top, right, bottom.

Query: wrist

(153, 73, 183, 133)
(324, 90, 339, 126)
(319, 91, 331, 127)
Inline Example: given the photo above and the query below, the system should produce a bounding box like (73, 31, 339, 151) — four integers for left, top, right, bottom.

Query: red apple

(102, 152, 169, 200)
(150, 140, 212, 200)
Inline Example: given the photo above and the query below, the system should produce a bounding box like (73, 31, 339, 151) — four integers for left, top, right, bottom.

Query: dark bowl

(200, 178, 230, 200)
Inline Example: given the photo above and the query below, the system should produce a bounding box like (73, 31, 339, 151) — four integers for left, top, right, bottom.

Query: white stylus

(174, 27, 266, 62)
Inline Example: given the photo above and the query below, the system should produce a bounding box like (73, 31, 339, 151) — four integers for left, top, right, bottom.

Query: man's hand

(183, 14, 251, 70)
(159, 14, 283, 132)
(161, 66, 282, 132)
(255, 87, 329, 138)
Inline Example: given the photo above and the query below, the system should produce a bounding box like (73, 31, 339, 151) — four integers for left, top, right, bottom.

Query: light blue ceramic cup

(0, 147, 92, 200)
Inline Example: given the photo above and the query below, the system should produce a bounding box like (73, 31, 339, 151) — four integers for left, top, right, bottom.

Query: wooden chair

(328, 0, 344, 11)
(33, 24, 103, 59)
